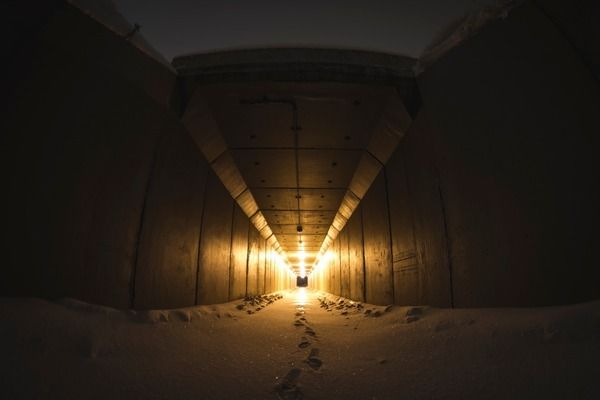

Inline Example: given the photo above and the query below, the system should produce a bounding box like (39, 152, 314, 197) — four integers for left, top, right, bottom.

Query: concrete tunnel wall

(311, 1, 600, 307)
(1, 2, 295, 310)
(2, 0, 599, 310)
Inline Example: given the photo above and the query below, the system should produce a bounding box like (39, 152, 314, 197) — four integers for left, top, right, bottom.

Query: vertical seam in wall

(245, 225, 251, 298)
(227, 201, 235, 301)
(340, 234, 344, 296)
(401, 146, 421, 303)
(383, 167, 396, 304)
(437, 172, 455, 308)
(401, 147, 419, 265)
(263, 243, 267, 294)
(194, 168, 210, 305)
(360, 205, 368, 303)
(263, 243, 268, 293)
(337, 239, 342, 296)
(129, 129, 163, 309)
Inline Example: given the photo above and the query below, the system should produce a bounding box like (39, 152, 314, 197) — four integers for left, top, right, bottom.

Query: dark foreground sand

(2, 289, 599, 399)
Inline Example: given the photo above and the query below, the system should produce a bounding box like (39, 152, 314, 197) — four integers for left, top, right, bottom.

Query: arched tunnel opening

(2, 1, 600, 399)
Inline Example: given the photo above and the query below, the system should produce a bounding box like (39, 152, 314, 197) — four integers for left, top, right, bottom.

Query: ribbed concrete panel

(269, 249, 277, 291)
(321, 236, 333, 251)
(362, 172, 394, 305)
(259, 224, 273, 239)
(393, 259, 420, 306)
(283, 247, 320, 253)
(338, 190, 361, 220)
(270, 250, 276, 292)
(252, 188, 343, 211)
(332, 212, 347, 232)
(235, 189, 259, 218)
(257, 238, 266, 293)
(311, 94, 412, 276)
(385, 146, 420, 305)
(208, 92, 296, 149)
(386, 150, 418, 263)
(134, 128, 208, 310)
(400, 111, 453, 307)
(229, 205, 250, 300)
(287, 249, 320, 256)
(339, 229, 351, 298)
(272, 225, 329, 235)
(211, 151, 247, 198)
(265, 249, 272, 292)
(197, 172, 234, 304)
(252, 188, 297, 211)
(296, 87, 391, 149)
(326, 252, 333, 293)
(331, 238, 342, 295)
(250, 212, 268, 232)
(348, 152, 382, 199)
(348, 207, 366, 302)
(366, 93, 412, 164)
(201, 81, 388, 164)
(278, 234, 321, 245)
(232, 149, 296, 188)
(298, 188, 345, 210)
(298, 150, 362, 188)
(246, 227, 261, 296)
(181, 89, 288, 261)
(263, 210, 336, 225)
(326, 226, 340, 242)
(181, 91, 228, 163)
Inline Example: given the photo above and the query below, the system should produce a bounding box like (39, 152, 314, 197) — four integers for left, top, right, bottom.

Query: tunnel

(2, 1, 600, 399)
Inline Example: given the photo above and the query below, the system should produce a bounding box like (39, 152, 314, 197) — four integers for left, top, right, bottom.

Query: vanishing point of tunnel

(2, 1, 600, 399)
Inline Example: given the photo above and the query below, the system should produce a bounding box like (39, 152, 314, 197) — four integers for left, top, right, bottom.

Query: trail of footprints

(293, 305, 321, 367)
(276, 295, 411, 398)
(276, 304, 323, 400)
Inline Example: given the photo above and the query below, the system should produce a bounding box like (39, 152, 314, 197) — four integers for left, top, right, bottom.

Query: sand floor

(2, 289, 599, 399)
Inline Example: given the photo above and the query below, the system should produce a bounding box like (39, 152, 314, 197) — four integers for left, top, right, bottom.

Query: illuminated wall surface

(2, 1, 599, 309)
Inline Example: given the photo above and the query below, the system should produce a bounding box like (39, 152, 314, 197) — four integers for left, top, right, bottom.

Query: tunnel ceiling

(175, 48, 417, 274)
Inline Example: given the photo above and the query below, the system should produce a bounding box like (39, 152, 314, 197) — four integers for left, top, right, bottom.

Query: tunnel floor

(1, 290, 599, 399)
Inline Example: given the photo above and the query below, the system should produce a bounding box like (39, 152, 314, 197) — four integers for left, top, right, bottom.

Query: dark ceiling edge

(173, 48, 416, 74)
(172, 48, 421, 118)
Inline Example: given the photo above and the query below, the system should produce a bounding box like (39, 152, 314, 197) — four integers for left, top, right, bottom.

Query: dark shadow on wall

(315, 1, 600, 308)
(0, 2, 294, 309)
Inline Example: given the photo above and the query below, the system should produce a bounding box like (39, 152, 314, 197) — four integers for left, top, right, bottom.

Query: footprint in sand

(306, 348, 323, 370)
(276, 368, 302, 400)
(304, 326, 316, 337)
(298, 336, 311, 349)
